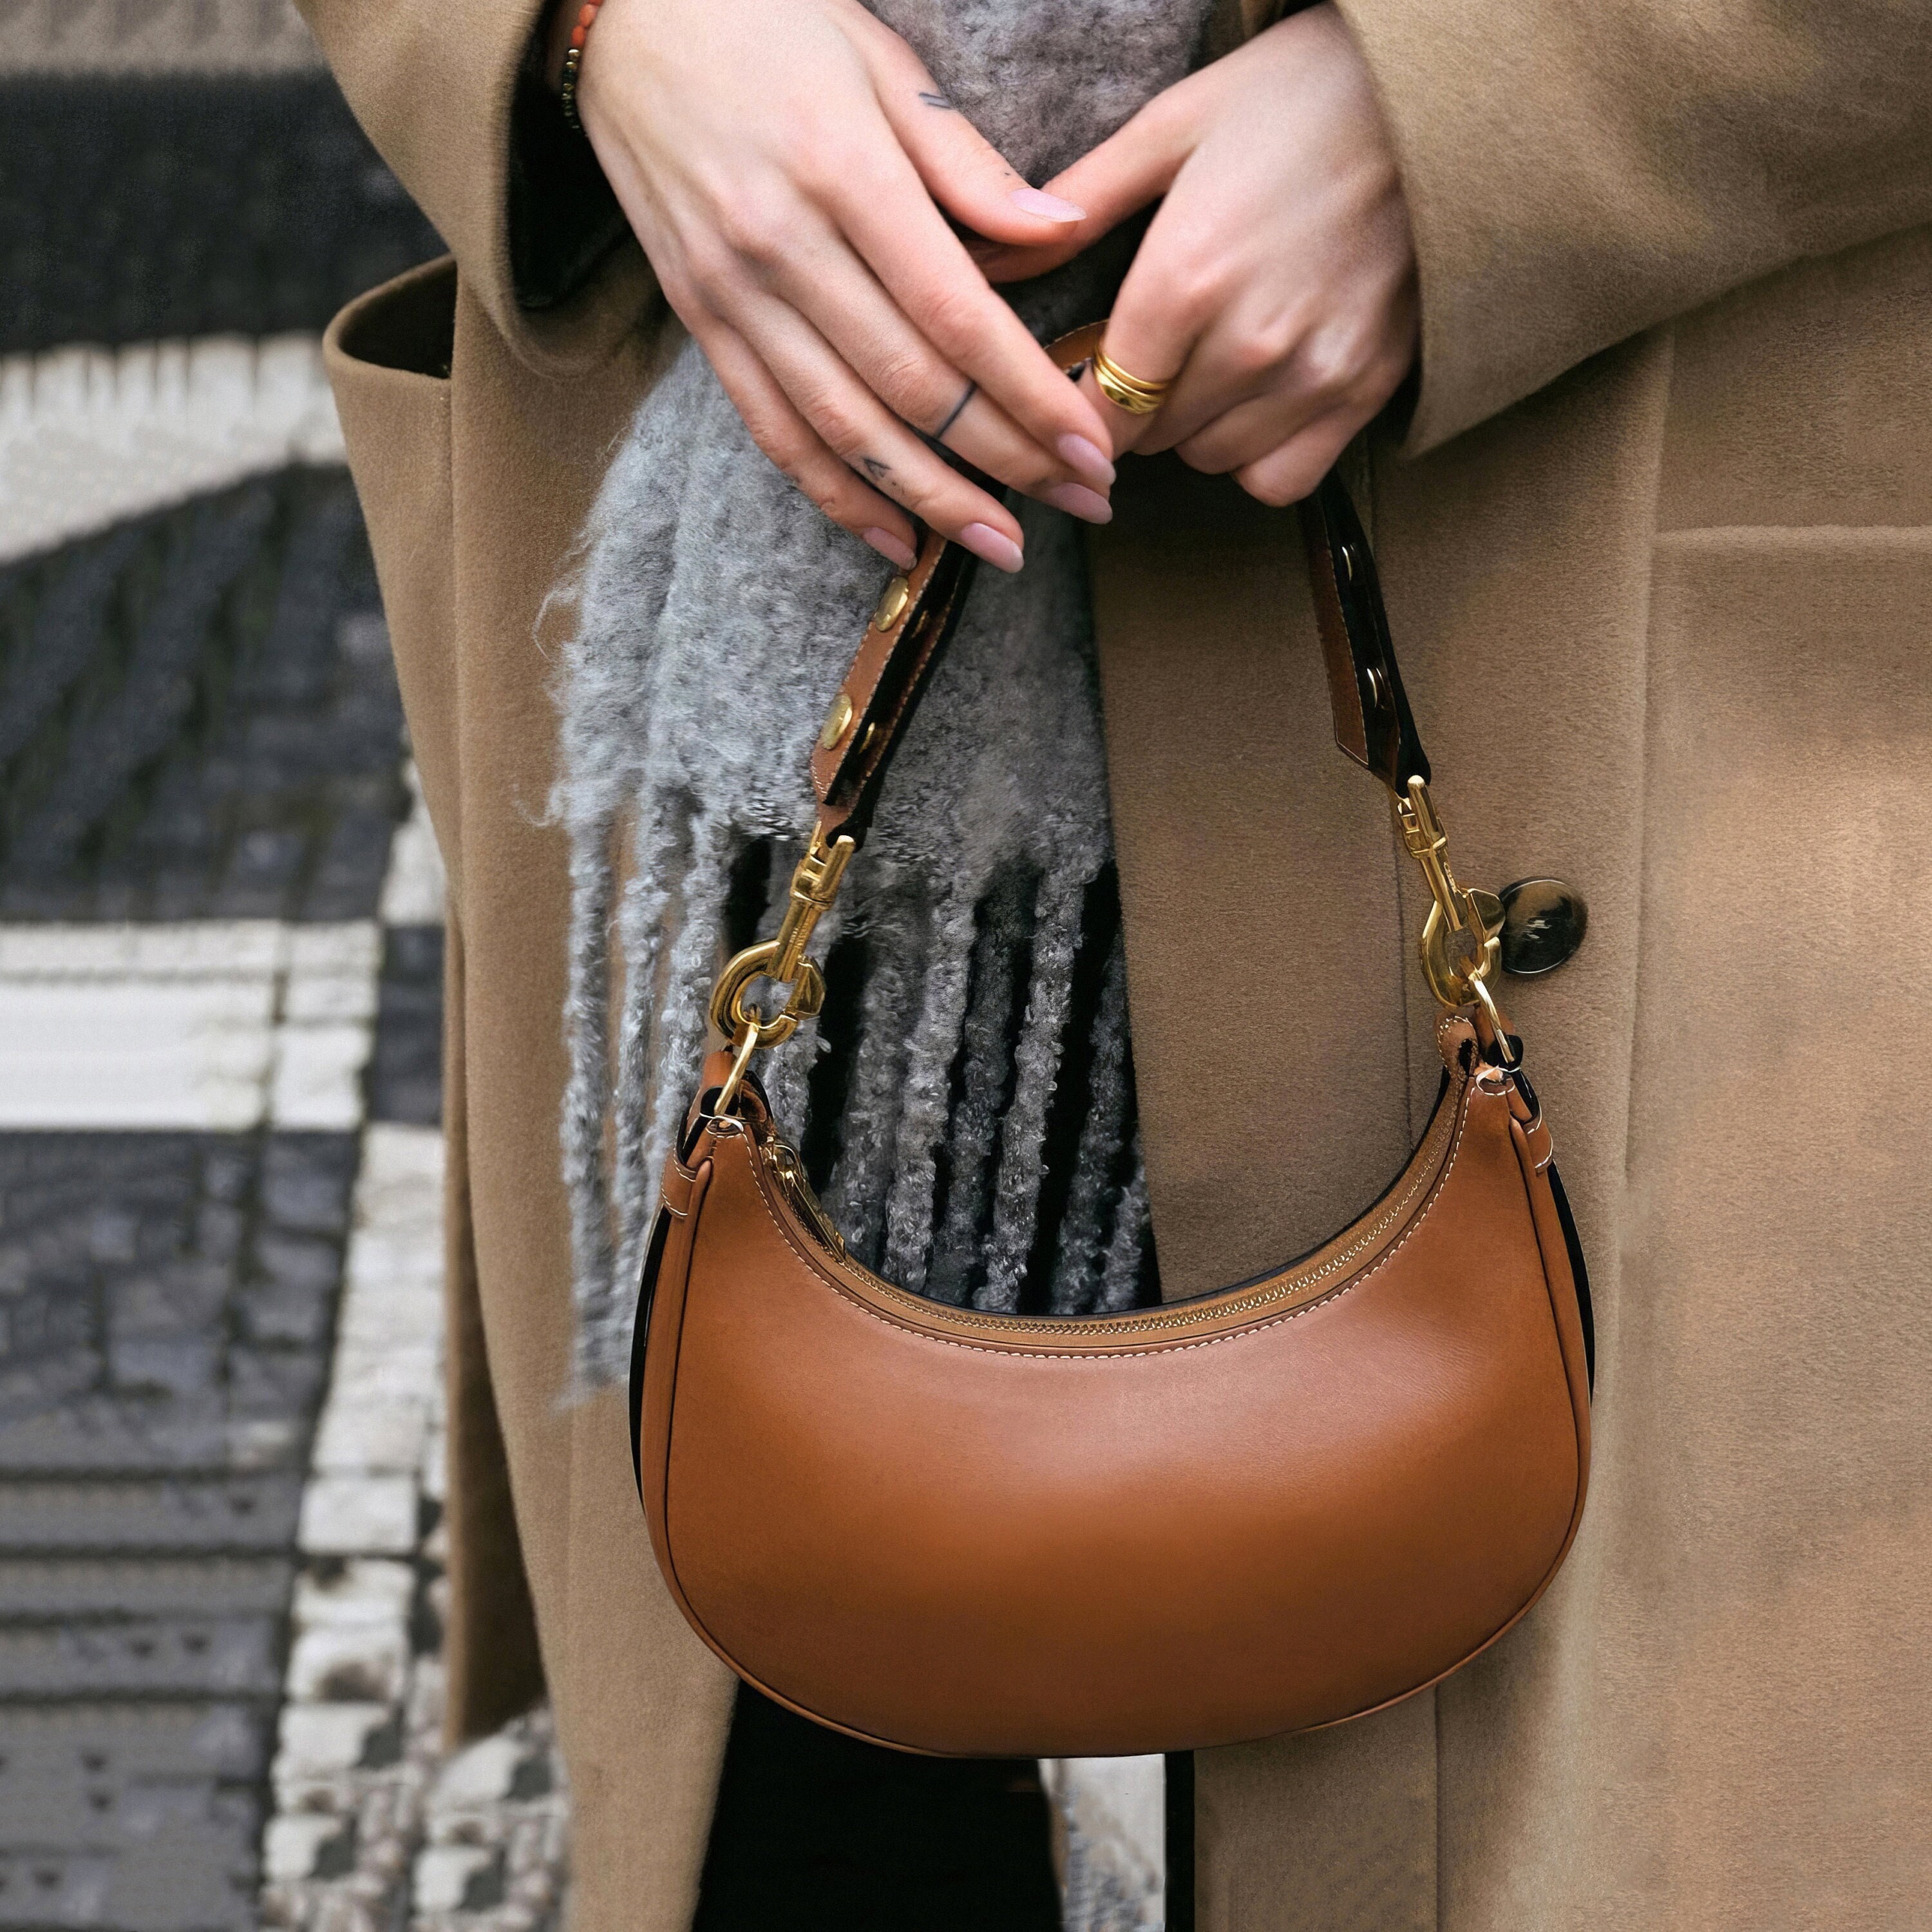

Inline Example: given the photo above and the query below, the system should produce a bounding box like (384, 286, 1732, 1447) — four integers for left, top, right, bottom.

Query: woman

(306, 0, 1932, 1924)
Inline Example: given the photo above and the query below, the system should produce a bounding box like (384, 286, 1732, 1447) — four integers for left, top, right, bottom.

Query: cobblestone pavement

(0, 1130, 352, 1928)
(0, 32, 437, 358)
(0, 618, 571, 1932)
(0, 473, 401, 921)
(0, 20, 569, 1931)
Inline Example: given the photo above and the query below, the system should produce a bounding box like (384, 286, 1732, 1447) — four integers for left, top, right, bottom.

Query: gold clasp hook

(707, 822, 855, 1110)
(1395, 776, 1506, 1014)
(712, 1015, 766, 1118)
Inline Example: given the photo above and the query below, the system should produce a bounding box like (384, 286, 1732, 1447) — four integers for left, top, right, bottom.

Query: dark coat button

(1499, 878, 1588, 976)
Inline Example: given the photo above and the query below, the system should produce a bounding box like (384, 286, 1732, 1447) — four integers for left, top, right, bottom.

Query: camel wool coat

(302, 0, 1932, 1923)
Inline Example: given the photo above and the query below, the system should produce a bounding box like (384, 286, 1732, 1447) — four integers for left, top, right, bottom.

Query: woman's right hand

(571, 0, 1119, 572)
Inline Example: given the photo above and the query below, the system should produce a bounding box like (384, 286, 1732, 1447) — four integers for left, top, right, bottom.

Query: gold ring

(1092, 345, 1175, 415)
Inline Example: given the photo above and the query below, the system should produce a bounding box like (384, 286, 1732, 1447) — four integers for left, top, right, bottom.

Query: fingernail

(960, 522, 1025, 573)
(1043, 482, 1113, 526)
(1010, 187, 1085, 223)
(1056, 433, 1116, 488)
(862, 526, 917, 570)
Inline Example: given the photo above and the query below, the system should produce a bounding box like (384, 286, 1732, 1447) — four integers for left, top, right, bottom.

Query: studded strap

(806, 321, 1431, 848)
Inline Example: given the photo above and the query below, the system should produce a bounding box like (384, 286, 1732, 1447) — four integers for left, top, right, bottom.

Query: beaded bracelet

(559, 0, 607, 131)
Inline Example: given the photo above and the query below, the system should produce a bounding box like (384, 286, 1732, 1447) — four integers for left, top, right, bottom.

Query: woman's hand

(975, 5, 1417, 507)
(571, 0, 1120, 571)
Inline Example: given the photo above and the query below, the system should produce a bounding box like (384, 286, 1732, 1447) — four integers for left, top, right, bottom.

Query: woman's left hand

(974, 4, 1417, 506)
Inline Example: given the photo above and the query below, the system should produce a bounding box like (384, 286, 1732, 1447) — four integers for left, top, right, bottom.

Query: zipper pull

(766, 1140, 847, 1260)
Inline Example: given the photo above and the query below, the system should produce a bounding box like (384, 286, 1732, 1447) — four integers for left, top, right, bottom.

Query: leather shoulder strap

(809, 323, 1430, 845)
(1296, 472, 1430, 793)
(808, 516, 978, 841)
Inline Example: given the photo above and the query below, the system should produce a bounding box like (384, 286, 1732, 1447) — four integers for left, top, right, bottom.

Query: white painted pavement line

(265, 1119, 571, 1931)
(0, 336, 345, 565)
(0, 920, 378, 1131)
(262, 1126, 448, 1915)
(296, 1122, 444, 1560)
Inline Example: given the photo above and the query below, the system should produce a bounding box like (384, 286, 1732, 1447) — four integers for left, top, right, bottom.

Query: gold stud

(873, 575, 911, 631)
(818, 690, 854, 752)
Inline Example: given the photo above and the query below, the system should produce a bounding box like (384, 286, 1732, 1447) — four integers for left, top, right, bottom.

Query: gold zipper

(752, 1081, 1464, 1342)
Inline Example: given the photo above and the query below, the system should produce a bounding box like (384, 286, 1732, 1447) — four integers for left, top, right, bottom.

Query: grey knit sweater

(551, 0, 1215, 1388)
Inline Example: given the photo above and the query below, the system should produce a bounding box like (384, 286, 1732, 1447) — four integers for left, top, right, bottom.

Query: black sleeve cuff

(507, 23, 629, 313)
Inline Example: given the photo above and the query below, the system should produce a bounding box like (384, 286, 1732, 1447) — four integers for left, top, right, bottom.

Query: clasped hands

(575, 0, 1417, 573)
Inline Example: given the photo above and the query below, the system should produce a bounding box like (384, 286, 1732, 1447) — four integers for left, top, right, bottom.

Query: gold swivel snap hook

(1394, 775, 1517, 1059)
(706, 823, 855, 1115)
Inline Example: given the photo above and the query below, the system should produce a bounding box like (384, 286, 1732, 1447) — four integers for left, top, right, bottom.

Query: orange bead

(570, 23, 586, 45)
(578, 2, 596, 23)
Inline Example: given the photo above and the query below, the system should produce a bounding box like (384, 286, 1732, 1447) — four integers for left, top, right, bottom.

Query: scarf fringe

(558, 772, 1153, 1386)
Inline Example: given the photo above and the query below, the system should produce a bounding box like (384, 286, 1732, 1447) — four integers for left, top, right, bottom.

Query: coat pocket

(323, 256, 461, 901)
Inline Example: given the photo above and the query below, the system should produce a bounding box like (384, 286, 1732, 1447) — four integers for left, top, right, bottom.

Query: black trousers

(693, 1686, 1063, 1931)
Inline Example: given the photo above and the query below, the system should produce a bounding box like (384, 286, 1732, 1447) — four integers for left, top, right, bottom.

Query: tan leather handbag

(630, 325, 1593, 1759)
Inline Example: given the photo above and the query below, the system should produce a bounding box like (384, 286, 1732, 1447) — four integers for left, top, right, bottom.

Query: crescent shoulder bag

(627, 324, 1593, 1758)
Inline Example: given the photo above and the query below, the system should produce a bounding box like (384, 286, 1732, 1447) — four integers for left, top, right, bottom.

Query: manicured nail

(1010, 187, 1085, 223)
(960, 522, 1025, 573)
(862, 526, 917, 570)
(1043, 482, 1113, 526)
(1056, 433, 1116, 488)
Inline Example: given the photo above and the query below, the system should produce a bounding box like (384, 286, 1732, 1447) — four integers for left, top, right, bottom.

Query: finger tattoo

(857, 455, 913, 507)
(933, 381, 977, 445)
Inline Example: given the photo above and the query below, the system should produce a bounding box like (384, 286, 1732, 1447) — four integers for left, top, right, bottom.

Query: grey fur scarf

(553, 0, 1215, 1388)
